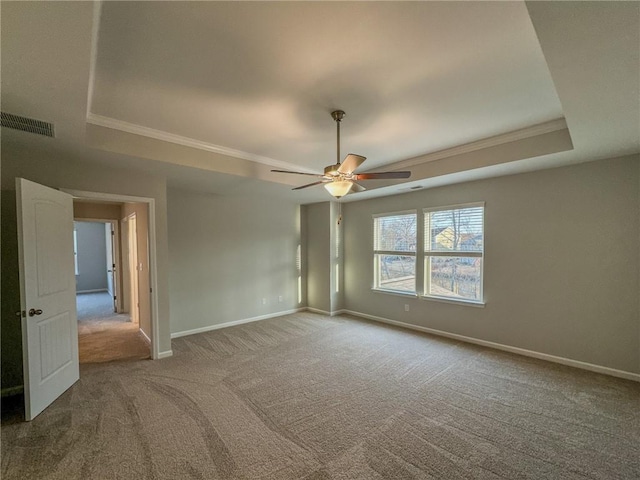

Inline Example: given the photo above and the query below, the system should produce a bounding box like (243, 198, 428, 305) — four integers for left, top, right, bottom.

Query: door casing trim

(63, 189, 160, 360)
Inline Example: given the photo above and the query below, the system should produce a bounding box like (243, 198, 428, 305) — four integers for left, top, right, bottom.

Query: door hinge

(114, 295, 117, 300)
(111, 230, 115, 236)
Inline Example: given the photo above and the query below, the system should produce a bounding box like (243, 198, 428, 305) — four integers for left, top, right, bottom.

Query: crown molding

(85, 2, 103, 118)
(371, 118, 569, 172)
(86, 113, 569, 177)
(86, 113, 320, 174)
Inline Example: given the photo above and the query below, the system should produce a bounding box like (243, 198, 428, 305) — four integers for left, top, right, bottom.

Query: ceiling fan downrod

(331, 110, 345, 165)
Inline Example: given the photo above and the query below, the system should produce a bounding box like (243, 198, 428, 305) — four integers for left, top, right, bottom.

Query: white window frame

(422, 202, 485, 305)
(372, 210, 418, 295)
(73, 226, 79, 275)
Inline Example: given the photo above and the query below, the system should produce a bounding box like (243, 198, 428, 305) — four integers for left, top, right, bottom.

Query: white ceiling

(2, 1, 638, 204)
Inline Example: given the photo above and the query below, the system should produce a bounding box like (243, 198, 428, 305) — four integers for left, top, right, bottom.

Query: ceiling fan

(271, 110, 411, 198)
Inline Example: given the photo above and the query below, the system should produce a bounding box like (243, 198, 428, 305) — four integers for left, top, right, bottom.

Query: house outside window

(373, 211, 417, 294)
(424, 203, 484, 303)
(372, 203, 484, 305)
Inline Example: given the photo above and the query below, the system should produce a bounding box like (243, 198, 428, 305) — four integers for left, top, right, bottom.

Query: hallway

(77, 292, 150, 363)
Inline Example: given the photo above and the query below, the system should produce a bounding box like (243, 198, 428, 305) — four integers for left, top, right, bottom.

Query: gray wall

(342, 155, 640, 374)
(305, 203, 332, 313)
(167, 188, 303, 335)
(304, 202, 344, 314)
(1, 191, 22, 391)
(1, 143, 172, 391)
(2, 140, 637, 391)
(75, 221, 108, 292)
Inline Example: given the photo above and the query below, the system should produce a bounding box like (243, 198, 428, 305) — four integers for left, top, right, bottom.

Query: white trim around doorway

(62, 189, 162, 360)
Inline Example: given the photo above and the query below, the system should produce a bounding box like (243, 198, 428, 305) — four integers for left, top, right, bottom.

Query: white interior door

(16, 178, 79, 421)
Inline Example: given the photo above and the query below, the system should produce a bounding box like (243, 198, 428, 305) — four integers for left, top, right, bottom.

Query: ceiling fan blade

(338, 154, 366, 174)
(350, 181, 366, 193)
(354, 171, 411, 180)
(292, 180, 330, 190)
(271, 169, 325, 177)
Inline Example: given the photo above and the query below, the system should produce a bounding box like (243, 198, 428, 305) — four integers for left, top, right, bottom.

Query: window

(335, 211, 341, 293)
(373, 212, 417, 294)
(73, 225, 79, 275)
(424, 204, 484, 303)
(296, 244, 302, 304)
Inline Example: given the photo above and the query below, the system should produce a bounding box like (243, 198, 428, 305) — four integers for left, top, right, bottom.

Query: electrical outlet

(278, 295, 283, 303)
(262, 298, 267, 305)
(404, 304, 410, 312)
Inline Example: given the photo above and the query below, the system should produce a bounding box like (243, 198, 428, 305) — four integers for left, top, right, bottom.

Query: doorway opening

(12, 179, 163, 420)
(73, 200, 151, 364)
(67, 190, 160, 360)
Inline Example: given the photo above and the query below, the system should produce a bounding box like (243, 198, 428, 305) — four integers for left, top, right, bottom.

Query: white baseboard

(342, 309, 640, 383)
(77, 289, 108, 294)
(139, 328, 151, 345)
(157, 350, 173, 359)
(170, 308, 306, 339)
(1, 385, 24, 397)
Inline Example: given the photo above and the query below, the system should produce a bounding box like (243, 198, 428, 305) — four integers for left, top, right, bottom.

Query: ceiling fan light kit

(324, 180, 353, 198)
(272, 110, 411, 198)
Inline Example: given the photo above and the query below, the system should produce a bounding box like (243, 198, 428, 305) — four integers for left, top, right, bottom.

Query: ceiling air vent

(1, 112, 55, 138)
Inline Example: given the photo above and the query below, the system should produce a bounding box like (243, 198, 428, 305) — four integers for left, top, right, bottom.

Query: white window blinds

(373, 212, 417, 253)
(423, 204, 484, 302)
(424, 205, 483, 254)
(373, 212, 417, 294)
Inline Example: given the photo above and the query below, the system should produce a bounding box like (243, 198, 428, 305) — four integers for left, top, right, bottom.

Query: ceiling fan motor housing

(324, 164, 342, 176)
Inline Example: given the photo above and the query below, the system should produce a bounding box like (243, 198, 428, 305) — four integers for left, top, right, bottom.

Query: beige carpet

(2, 312, 639, 479)
(78, 318, 150, 364)
(77, 292, 150, 364)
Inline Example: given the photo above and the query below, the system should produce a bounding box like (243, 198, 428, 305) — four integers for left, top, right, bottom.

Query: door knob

(28, 308, 43, 317)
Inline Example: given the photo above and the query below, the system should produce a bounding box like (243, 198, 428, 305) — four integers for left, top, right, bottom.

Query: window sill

(420, 295, 485, 308)
(371, 288, 418, 298)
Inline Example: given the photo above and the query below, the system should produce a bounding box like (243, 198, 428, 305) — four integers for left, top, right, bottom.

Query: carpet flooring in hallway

(77, 292, 150, 364)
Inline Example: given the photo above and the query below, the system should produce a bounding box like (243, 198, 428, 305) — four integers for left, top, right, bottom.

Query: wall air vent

(1, 112, 55, 138)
